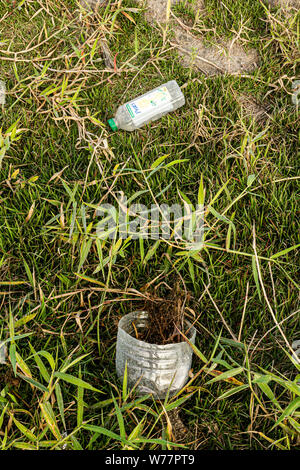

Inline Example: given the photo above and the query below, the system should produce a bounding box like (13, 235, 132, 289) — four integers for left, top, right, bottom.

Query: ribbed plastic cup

(115, 311, 196, 399)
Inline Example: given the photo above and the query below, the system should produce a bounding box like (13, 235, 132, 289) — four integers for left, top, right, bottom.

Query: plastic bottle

(108, 80, 185, 132)
(116, 311, 196, 398)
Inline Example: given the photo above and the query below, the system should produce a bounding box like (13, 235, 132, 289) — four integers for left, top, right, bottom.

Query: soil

(138, 284, 189, 345)
(172, 29, 258, 75)
(266, 0, 300, 8)
(138, 0, 259, 76)
(79, 0, 106, 9)
(165, 408, 194, 443)
(138, 0, 205, 24)
(236, 93, 271, 122)
(0, 366, 20, 388)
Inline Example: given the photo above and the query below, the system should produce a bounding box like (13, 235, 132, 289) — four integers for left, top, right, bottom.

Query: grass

(0, 0, 299, 450)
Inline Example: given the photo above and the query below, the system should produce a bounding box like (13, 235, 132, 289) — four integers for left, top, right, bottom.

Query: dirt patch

(166, 408, 194, 443)
(266, 0, 300, 8)
(138, 0, 205, 23)
(139, 0, 176, 23)
(138, 0, 259, 76)
(79, 0, 106, 10)
(236, 94, 271, 122)
(172, 29, 258, 75)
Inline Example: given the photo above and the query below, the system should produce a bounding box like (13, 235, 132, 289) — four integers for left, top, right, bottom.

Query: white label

(126, 86, 172, 123)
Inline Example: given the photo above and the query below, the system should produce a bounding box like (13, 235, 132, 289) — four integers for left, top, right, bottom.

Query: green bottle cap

(108, 118, 118, 131)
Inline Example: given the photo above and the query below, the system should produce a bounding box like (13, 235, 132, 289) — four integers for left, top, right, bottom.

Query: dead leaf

(25, 202, 35, 223)
(60, 203, 65, 229)
(48, 166, 69, 183)
(121, 11, 136, 24)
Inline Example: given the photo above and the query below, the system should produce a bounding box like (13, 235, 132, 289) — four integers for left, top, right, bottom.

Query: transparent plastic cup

(115, 311, 196, 399)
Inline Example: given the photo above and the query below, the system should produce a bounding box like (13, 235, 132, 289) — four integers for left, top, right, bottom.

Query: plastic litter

(0, 342, 7, 365)
(292, 339, 300, 364)
(292, 340, 300, 385)
(115, 311, 196, 399)
(61, 432, 68, 450)
(0, 81, 6, 106)
(108, 80, 185, 131)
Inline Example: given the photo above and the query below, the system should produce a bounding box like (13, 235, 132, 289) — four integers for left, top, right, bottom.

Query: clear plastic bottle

(116, 311, 196, 399)
(108, 80, 185, 132)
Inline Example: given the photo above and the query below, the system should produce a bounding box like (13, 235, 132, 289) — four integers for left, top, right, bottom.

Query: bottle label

(126, 86, 172, 123)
